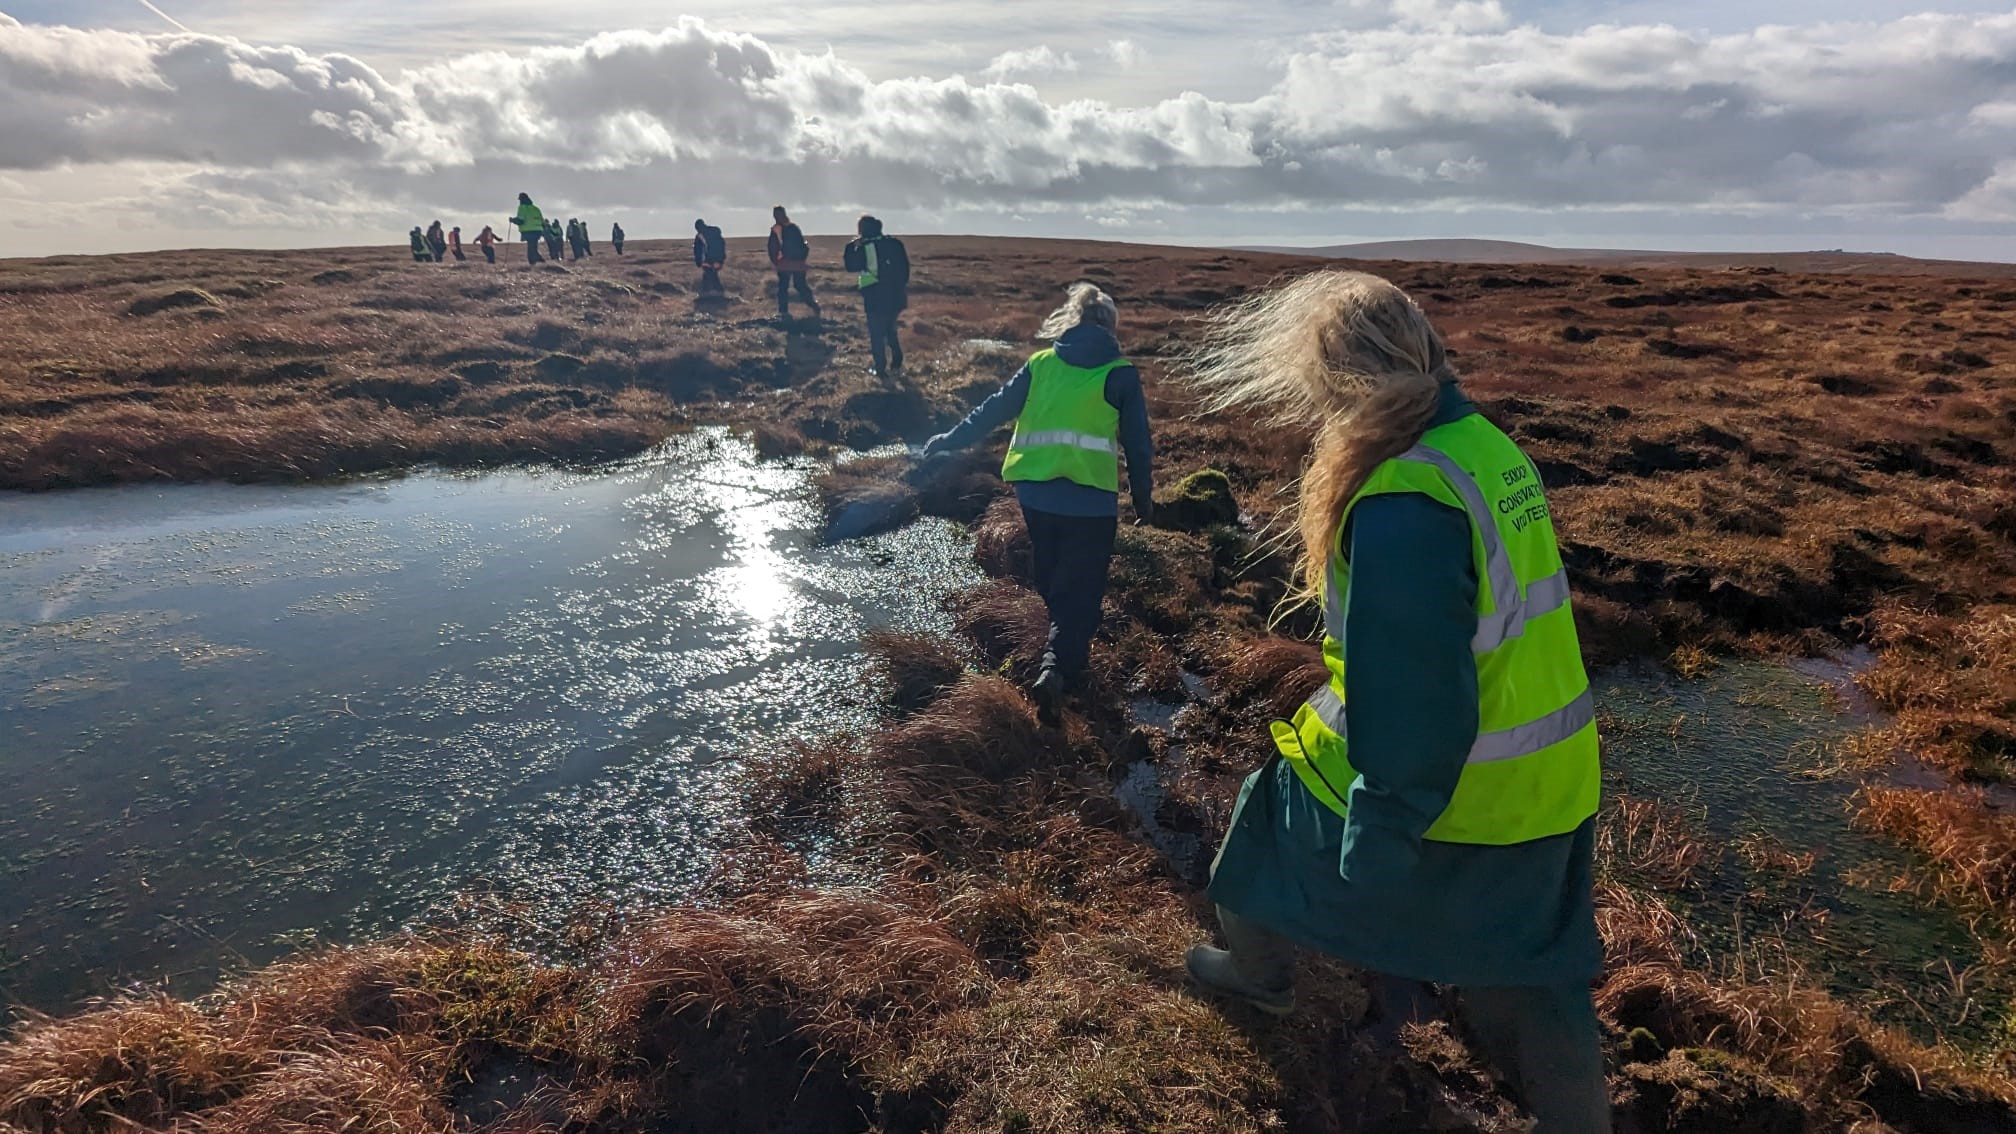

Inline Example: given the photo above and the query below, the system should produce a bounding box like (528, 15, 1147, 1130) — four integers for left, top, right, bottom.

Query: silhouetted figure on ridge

(694, 218, 727, 297)
(767, 205, 819, 322)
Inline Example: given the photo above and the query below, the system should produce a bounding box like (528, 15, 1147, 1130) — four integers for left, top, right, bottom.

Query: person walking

(512, 193, 546, 265)
(409, 226, 432, 263)
(447, 226, 465, 262)
(693, 218, 727, 297)
(580, 221, 593, 257)
(611, 222, 626, 255)
(544, 220, 564, 262)
(425, 219, 447, 262)
(847, 215, 909, 376)
(1180, 271, 1608, 1134)
(475, 224, 499, 264)
(766, 205, 819, 321)
(565, 218, 582, 261)
(920, 283, 1152, 724)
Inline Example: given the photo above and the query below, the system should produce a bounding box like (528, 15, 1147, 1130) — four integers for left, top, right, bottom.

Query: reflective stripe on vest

(1013, 429, 1117, 455)
(1001, 350, 1126, 493)
(1317, 448, 1573, 648)
(1305, 684, 1595, 765)
(1277, 411, 1600, 846)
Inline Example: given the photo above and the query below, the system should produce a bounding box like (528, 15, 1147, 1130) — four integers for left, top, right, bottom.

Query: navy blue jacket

(925, 324, 1153, 518)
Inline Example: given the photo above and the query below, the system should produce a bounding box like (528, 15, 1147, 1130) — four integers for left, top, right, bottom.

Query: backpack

(701, 225, 726, 263)
(780, 223, 809, 262)
(842, 239, 867, 274)
(874, 236, 910, 289)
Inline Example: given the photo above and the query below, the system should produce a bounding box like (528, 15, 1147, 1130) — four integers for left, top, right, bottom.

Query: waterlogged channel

(0, 430, 980, 1011)
(1116, 658, 2013, 1055)
(2, 437, 2004, 1055)
(1597, 660, 2011, 1051)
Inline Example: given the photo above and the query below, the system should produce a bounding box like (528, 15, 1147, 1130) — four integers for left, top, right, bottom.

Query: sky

(7, 1, 2016, 258)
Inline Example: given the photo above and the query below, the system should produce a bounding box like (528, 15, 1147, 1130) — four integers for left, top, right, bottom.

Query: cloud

(980, 45, 1079, 81)
(1106, 40, 1147, 69)
(5, 7, 2016, 246)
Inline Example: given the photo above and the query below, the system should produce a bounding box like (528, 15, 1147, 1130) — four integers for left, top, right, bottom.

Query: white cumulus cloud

(4, 7, 2016, 249)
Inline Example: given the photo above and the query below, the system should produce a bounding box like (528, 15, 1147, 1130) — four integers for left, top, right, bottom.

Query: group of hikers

(924, 271, 1607, 1132)
(506, 194, 627, 264)
(409, 208, 625, 266)
(481, 193, 915, 376)
(691, 205, 912, 374)
(394, 189, 1607, 1129)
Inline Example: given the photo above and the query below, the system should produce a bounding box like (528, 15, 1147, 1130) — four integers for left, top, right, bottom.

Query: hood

(1053, 323, 1122, 369)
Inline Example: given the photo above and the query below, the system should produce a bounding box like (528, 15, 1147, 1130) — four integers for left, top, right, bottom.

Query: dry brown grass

(1855, 603, 2016, 783)
(863, 627, 970, 717)
(1598, 796, 1719, 891)
(7, 239, 2016, 1131)
(1854, 785, 2016, 915)
(1593, 882, 2016, 1129)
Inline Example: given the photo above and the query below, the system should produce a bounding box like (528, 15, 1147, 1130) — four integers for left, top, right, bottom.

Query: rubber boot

(1185, 906, 1296, 1016)
(1031, 667, 1065, 727)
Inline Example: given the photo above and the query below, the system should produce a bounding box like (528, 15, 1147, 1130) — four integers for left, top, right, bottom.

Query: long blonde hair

(1037, 282, 1118, 339)
(1183, 270, 1454, 603)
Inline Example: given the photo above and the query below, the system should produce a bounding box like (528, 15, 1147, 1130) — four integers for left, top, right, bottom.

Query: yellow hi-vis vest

(1270, 411, 1600, 846)
(515, 202, 545, 242)
(1001, 349, 1125, 493)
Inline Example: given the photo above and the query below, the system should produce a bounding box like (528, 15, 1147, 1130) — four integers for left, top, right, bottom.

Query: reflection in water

(0, 430, 981, 1011)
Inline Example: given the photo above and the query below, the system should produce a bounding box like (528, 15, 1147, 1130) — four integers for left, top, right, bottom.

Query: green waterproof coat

(515, 202, 545, 242)
(1206, 384, 1601, 988)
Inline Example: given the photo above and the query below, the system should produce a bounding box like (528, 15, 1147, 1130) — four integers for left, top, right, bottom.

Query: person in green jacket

(408, 226, 431, 263)
(1180, 271, 1610, 1134)
(512, 193, 545, 265)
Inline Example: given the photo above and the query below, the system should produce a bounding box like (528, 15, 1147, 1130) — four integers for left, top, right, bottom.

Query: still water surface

(3, 437, 2004, 1053)
(0, 431, 979, 1010)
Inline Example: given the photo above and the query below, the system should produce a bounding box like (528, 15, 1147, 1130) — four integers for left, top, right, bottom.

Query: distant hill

(1243, 238, 2016, 278)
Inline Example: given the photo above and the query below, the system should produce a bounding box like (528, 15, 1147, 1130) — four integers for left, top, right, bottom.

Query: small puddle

(1117, 673, 1212, 877)
(1117, 656, 2012, 1053)
(1598, 659, 2013, 1052)
(0, 429, 982, 1011)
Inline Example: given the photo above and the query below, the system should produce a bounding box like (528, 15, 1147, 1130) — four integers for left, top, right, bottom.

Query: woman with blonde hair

(1183, 271, 1608, 1132)
(923, 282, 1155, 723)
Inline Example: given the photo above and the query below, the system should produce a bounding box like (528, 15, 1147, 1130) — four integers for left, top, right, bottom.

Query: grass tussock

(1593, 882, 2016, 1130)
(1856, 603, 2016, 783)
(950, 579, 1051, 681)
(970, 496, 1032, 581)
(816, 457, 921, 541)
(1598, 796, 1719, 891)
(0, 995, 262, 1128)
(864, 627, 970, 717)
(1854, 785, 2016, 915)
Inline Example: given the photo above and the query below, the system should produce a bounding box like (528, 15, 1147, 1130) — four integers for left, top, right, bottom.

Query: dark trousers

(482, 245, 495, 263)
(698, 266, 724, 295)
(546, 234, 562, 258)
(526, 239, 543, 265)
(1022, 505, 1117, 680)
(450, 248, 465, 261)
(1215, 908, 1611, 1134)
(614, 240, 624, 255)
(865, 292, 904, 372)
(775, 272, 816, 315)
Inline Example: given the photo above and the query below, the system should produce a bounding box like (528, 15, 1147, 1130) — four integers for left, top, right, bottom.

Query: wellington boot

(1031, 667, 1066, 727)
(1184, 944, 1295, 1016)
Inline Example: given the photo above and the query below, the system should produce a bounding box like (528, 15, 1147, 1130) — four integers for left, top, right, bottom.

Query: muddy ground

(1, 237, 2014, 1132)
